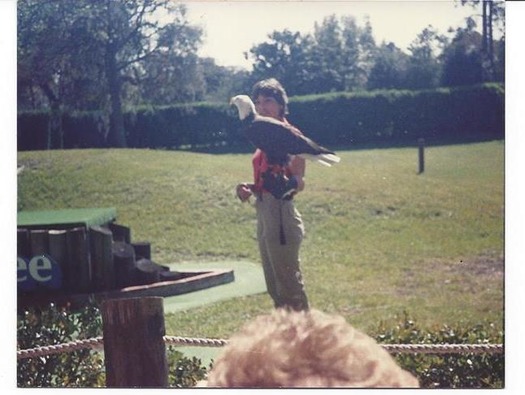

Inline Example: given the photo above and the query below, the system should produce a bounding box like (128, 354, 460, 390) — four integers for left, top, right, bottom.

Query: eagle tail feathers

(299, 153, 341, 167)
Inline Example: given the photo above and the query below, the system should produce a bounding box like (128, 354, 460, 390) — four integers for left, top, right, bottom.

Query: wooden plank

(89, 226, 114, 291)
(108, 269, 235, 299)
(66, 227, 91, 292)
(131, 242, 151, 260)
(29, 229, 48, 256)
(101, 297, 168, 388)
(109, 223, 131, 244)
(113, 242, 136, 288)
(48, 230, 68, 290)
(18, 268, 235, 310)
(134, 259, 161, 286)
(17, 228, 30, 257)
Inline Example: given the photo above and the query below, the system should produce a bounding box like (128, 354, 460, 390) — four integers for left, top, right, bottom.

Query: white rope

(17, 335, 503, 360)
(164, 335, 228, 348)
(17, 337, 103, 360)
(380, 343, 503, 355)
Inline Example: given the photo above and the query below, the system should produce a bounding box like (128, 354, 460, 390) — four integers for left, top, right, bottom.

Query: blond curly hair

(205, 309, 419, 388)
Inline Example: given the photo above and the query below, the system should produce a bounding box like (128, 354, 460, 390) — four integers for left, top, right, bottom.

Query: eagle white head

(230, 95, 256, 121)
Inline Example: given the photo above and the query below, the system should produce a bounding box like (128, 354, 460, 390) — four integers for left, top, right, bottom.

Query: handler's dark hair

(251, 78, 289, 116)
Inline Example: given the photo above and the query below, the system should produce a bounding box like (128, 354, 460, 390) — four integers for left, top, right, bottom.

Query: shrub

(17, 84, 504, 151)
(17, 301, 105, 387)
(374, 312, 504, 388)
(17, 301, 209, 388)
(167, 347, 208, 387)
(288, 83, 504, 146)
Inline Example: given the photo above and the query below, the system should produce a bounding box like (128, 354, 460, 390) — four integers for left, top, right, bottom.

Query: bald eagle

(230, 95, 341, 167)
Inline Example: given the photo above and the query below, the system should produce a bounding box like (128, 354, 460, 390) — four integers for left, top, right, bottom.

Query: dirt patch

(451, 252, 504, 279)
(396, 252, 504, 297)
(17, 158, 52, 172)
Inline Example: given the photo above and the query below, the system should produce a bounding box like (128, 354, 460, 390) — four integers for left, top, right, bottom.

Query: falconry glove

(262, 171, 298, 200)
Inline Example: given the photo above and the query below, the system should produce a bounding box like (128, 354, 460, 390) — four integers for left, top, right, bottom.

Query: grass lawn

(17, 141, 504, 339)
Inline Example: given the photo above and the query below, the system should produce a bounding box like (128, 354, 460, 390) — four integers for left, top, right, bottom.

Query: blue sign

(17, 254, 62, 291)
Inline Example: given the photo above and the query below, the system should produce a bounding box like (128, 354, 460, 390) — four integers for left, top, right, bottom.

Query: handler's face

(254, 95, 283, 120)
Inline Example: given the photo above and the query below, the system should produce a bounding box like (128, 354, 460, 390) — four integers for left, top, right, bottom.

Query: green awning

(17, 208, 117, 229)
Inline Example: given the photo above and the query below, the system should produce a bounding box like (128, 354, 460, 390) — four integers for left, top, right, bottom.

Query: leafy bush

(17, 111, 50, 151)
(167, 347, 208, 387)
(374, 313, 504, 388)
(288, 83, 504, 146)
(17, 301, 105, 387)
(17, 301, 209, 388)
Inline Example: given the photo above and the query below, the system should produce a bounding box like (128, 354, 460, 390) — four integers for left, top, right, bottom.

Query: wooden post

(418, 138, 425, 174)
(67, 227, 91, 292)
(90, 226, 115, 291)
(17, 228, 30, 257)
(109, 223, 131, 244)
(29, 229, 48, 256)
(113, 242, 136, 288)
(101, 297, 168, 388)
(48, 230, 68, 290)
(132, 242, 151, 260)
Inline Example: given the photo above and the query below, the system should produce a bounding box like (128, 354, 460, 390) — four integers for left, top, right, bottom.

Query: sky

(180, 0, 487, 69)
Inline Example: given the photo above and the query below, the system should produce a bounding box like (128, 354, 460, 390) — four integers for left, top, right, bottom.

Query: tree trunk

(481, 0, 494, 82)
(39, 83, 63, 149)
(106, 42, 127, 148)
(488, 0, 495, 79)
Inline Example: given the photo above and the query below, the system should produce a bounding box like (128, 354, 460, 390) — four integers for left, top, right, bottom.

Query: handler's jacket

(252, 149, 294, 196)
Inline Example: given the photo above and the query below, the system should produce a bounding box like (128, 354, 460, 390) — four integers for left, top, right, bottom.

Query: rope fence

(17, 335, 503, 360)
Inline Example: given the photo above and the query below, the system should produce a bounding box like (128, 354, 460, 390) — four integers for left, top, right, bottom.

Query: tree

(248, 29, 315, 96)
(339, 16, 362, 90)
(354, 17, 377, 89)
(458, 0, 505, 81)
(96, 0, 197, 147)
(248, 14, 378, 95)
(138, 13, 205, 104)
(405, 26, 445, 89)
(441, 27, 483, 87)
(17, 0, 203, 148)
(310, 15, 345, 92)
(367, 42, 409, 90)
(199, 59, 251, 103)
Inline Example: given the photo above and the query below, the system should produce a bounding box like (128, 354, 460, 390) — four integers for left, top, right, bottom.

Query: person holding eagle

(231, 78, 339, 312)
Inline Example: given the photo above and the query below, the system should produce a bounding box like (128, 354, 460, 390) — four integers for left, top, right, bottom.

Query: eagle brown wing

(244, 115, 335, 165)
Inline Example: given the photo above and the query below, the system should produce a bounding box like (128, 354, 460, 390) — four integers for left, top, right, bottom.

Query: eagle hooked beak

(229, 96, 237, 107)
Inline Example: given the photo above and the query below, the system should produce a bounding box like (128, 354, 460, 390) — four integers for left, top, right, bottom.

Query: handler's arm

(289, 156, 305, 192)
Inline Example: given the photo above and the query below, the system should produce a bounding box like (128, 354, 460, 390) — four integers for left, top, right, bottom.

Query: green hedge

(17, 84, 504, 151)
(124, 103, 236, 149)
(288, 83, 504, 146)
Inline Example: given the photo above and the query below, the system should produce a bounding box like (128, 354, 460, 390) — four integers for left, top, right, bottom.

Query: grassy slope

(17, 141, 504, 337)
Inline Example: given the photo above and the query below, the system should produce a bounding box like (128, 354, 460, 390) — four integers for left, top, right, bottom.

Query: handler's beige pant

(256, 193, 309, 311)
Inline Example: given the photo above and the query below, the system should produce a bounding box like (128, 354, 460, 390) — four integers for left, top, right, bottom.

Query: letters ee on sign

(17, 255, 62, 291)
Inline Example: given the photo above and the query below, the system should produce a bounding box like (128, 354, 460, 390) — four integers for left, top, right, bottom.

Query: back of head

(206, 309, 419, 388)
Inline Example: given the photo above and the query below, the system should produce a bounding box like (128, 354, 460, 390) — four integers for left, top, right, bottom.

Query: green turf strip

(18, 207, 117, 228)
(162, 260, 267, 365)
(162, 260, 267, 313)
